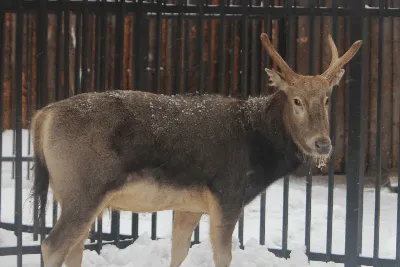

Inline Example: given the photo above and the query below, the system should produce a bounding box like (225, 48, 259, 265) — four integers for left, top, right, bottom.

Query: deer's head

(260, 33, 362, 160)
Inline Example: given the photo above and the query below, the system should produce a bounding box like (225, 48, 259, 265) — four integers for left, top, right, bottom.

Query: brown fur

(280, 76, 332, 157)
(31, 33, 361, 267)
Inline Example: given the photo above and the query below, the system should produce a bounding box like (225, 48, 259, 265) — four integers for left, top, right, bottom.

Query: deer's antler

(260, 33, 299, 84)
(326, 34, 339, 69)
(322, 35, 362, 81)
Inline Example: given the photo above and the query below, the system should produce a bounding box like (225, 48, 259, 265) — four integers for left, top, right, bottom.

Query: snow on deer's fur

(31, 33, 362, 267)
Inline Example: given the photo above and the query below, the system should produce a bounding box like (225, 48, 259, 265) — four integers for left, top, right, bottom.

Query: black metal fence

(0, 0, 399, 267)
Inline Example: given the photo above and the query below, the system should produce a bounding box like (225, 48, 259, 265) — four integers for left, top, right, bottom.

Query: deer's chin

(309, 148, 332, 163)
(312, 152, 330, 161)
(296, 142, 331, 161)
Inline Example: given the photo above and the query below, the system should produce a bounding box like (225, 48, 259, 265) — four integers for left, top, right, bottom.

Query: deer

(30, 33, 362, 267)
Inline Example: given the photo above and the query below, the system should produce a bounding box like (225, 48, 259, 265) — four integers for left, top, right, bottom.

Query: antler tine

(326, 34, 339, 69)
(260, 33, 299, 84)
(322, 38, 363, 81)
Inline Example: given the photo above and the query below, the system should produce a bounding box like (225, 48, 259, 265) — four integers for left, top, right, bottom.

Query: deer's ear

(265, 68, 289, 91)
(328, 69, 345, 88)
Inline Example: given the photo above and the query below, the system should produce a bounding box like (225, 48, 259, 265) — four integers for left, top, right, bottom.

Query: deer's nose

(315, 138, 331, 155)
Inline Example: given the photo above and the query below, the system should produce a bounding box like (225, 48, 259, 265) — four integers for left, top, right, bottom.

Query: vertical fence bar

(153, 0, 162, 94)
(63, 0, 70, 98)
(39, 6, 49, 263)
(259, 188, 266, 245)
(111, 211, 120, 246)
(133, 0, 141, 91)
(31, 0, 39, 244)
(26, 13, 33, 183)
(281, 0, 294, 259)
(114, 0, 125, 91)
(240, 0, 248, 99)
(142, 2, 149, 92)
(15, 1, 24, 266)
(55, 6, 63, 101)
(345, 1, 365, 267)
(174, 0, 183, 94)
(37, 0, 49, 124)
(37, 5, 49, 266)
(259, 0, 271, 245)
(100, 0, 108, 92)
(111, 0, 126, 247)
(373, 1, 384, 265)
(132, 0, 140, 215)
(229, 21, 236, 97)
(0, 3, 4, 224)
(53, 1, 63, 227)
(326, 0, 339, 261)
(81, 0, 89, 93)
(170, 18, 176, 94)
(305, 0, 315, 257)
(87, 16, 94, 93)
(238, 210, 244, 249)
(194, 48, 200, 240)
(95, 5, 101, 92)
(131, 0, 139, 225)
(189, 0, 199, 219)
(237, 0, 249, 250)
(132, 212, 138, 241)
(74, 12, 82, 95)
(397, 22, 400, 260)
(11, 122, 14, 180)
(206, 9, 211, 93)
(192, 2, 200, 239)
(96, 217, 103, 253)
(150, 0, 163, 240)
(282, 175, 289, 259)
(397, 119, 400, 266)
(196, 0, 205, 93)
(250, 0, 260, 96)
(151, 212, 157, 240)
(305, 167, 312, 258)
(32, 11, 40, 239)
(90, 222, 96, 244)
(52, 201, 57, 227)
(183, 18, 189, 93)
(217, 0, 226, 95)
(194, 224, 200, 244)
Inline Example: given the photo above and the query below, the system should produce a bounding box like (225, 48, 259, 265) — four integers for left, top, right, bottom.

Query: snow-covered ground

(0, 130, 398, 266)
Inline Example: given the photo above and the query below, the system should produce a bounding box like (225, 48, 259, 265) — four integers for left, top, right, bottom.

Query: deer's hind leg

(64, 230, 89, 267)
(64, 214, 103, 267)
(41, 187, 110, 267)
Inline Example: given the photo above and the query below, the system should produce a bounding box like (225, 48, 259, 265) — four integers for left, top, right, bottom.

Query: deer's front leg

(170, 211, 202, 267)
(208, 193, 243, 267)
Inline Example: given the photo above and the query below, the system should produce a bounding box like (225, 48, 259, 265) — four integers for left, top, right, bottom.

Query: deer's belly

(108, 177, 209, 214)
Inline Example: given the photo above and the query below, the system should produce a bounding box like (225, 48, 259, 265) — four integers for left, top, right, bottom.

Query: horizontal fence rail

(0, 1, 399, 267)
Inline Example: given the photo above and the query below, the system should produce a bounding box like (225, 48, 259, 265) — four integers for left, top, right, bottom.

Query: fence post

(15, 1, 24, 266)
(344, 1, 365, 267)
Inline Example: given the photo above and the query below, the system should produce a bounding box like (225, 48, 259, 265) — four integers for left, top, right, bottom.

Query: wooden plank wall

(0, 0, 399, 176)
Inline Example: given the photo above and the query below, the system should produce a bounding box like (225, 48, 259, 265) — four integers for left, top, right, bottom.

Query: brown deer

(31, 33, 362, 267)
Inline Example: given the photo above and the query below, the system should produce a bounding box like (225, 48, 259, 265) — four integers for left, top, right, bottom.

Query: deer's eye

(325, 97, 329, 105)
(294, 98, 302, 106)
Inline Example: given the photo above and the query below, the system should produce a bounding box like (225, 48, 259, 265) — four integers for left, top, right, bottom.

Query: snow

(0, 129, 398, 266)
(0, 233, 341, 267)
